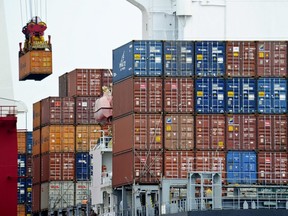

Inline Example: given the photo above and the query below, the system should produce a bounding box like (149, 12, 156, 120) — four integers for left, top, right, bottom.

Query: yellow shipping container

(17, 130, 26, 154)
(17, 204, 25, 216)
(76, 125, 102, 151)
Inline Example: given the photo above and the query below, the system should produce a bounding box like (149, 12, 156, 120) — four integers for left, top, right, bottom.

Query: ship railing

(0, 106, 17, 117)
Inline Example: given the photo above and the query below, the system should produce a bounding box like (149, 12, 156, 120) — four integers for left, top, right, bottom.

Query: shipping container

(17, 204, 26, 216)
(32, 129, 40, 156)
(33, 101, 41, 130)
(113, 150, 162, 187)
(75, 96, 98, 124)
(41, 125, 74, 153)
(164, 151, 194, 179)
(26, 178, 32, 204)
(18, 178, 26, 204)
(62, 152, 75, 181)
(76, 125, 102, 152)
(59, 68, 112, 97)
(226, 151, 257, 184)
(195, 115, 225, 150)
(195, 41, 225, 77)
(226, 78, 256, 113)
(41, 97, 74, 126)
(258, 115, 287, 151)
(26, 204, 32, 215)
(257, 41, 287, 77)
(113, 114, 163, 153)
(18, 154, 26, 177)
(19, 50, 52, 81)
(226, 41, 256, 77)
(195, 78, 225, 113)
(258, 152, 288, 185)
(75, 181, 91, 205)
(17, 131, 26, 154)
(26, 131, 33, 154)
(113, 77, 162, 118)
(32, 156, 41, 184)
(163, 41, 194, 76)
(257, 78, 287, 113)
(164, 77, 194, 113)
(32, 184, 40, 213)
(26, 154, 32, 177)
(40, 181, 74, 211)
(76, 153, 91, 181)
(226, 115, 257, 150)
(164, 114, 194, 150)
(195, 151, 226, 181)
(113, 40, 163, 83)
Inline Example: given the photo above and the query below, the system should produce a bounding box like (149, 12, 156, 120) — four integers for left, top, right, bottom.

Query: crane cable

(20, 0, 48, 25)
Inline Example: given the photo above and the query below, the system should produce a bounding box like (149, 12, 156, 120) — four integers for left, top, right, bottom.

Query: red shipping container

(164, 151, 194, 179)
(113, 114, 163, 153)
(26, 154, 32, 177)
(226, 115, 257, 150)
(258, 115, 287, 151)
(113, 77, 162, 118)
(75, 96, 98, 124)
(32, 155, 41, 184)
(32, 184, 40, 213)
(258, 152, 288, 185)
(195, 115, 225, 150)
(164, 77, 194, 113)
(112, 150, 162, 188)
(226, 41, 256, 77)
(257, 41, 287, 77)
(33, 101, 41, 130)
(62, 97, 75, 124)
(62, 152, 75, 181)
(195, 151, 226, 181)
(164, 114, 194, 150)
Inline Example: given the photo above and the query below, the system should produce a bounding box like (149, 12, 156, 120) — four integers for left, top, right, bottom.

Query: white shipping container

(75, 181, 91, 206)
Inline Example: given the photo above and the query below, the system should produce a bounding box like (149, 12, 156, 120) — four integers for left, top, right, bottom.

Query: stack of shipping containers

(17, 131, 33, 216)
(112, 40, 288, 204)
(32, 69, 112, 215)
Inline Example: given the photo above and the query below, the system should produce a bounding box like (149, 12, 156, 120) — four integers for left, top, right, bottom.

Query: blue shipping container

(257, 78, 287, 113)
(195, 78, 225, 113)
(26, 204, 32, 214)
(26, 131, 33, 154)
(26, 178, 32, 203)
(195, 41, 225, 76)
(76, 152, 91, 181)
(113, 40, 163, 83)
(226, 78, 256, 113)
(227, 151, 257, 184)
(163, 41, 194, 76)
(17, 178, 26, 204)
(18, 154, 26, 177)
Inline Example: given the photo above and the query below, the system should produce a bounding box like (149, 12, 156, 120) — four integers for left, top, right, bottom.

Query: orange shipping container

(33, 101, 41, 130)
(76, 125, 102, 152)
(41, 125, 75, 154)
(17, 204, 25, 216)
(32, 129, 41, 156)
(17, 130, 26, 154)
(19, 50, 52, 81)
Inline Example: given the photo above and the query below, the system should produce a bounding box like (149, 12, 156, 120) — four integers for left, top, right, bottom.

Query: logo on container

(119, 52, 126, 72)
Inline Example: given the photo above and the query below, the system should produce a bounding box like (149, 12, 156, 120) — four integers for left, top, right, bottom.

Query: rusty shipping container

(164, 151, 194, 179)
(195, 151, 226, 182)
(258, 152, 288, 185)
(113, 77, 162, 118)
(32, 184, 40, 213)
(164, 114, 194, 150)
(19, 50, 52, 81)
(41, 125, 74, 154)
(257, 41, 287, 77)
(226, 115, 257, 150)
(59, 68, 112, 97)
(32, 155, 41, 184)
(41, 152, 75, 182)
(226, 41, 256, 77)
(113, 114, 162, 153)
(76, 125, 102, 152)
(195, 115, 225, 150)
(258, 115, 287, 151)
(17, 130, 26, 154)
(32, 129, 41, 156)
(164, 77, 194, 113)
(26, 154, 32, 177)
(75, 96, 98, 124)
(112, 150, 162, 188)
(17, 204, 25, 216)
(41, 97, 74, 126)
(33, 101, 41, 130)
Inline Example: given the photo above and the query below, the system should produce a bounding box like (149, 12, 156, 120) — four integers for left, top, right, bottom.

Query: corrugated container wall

(18, 154, 26, 177)
(195, 41, 225, 77)
(17, 204, 26, 216)
(75, 96, 98, 124)
(75, 181, 91, 205)
(26, 131, 33, 154)
(32, 184, 40, 213)
(226, 41, 256, 77)
(32, 156, 41, 184)
(113, 40, 163, 83)
(17, 131, 26, 154)
(33, 101, 41, 130)
(195, 78, 225, 113)
(76, 125, 102, 152)
(113, 77, 162, 118)
(163, 41, 194, 76)
(75, 152, 91, 181)
(32, 129, 40, 156)
(17, 178, 26, 204)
